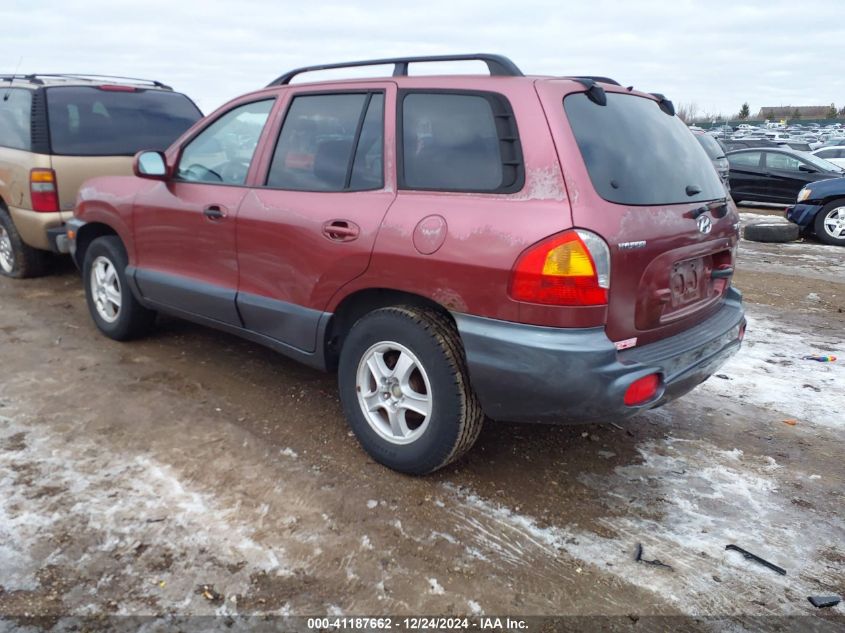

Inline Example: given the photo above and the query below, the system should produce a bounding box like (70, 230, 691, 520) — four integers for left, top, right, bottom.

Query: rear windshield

(695, 134, 726, 160)
(46, 86, 202, 156)
(564, 92, 725, 205)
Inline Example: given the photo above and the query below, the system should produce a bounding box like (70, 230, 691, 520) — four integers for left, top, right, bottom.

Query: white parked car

(811, 147, 845, 169)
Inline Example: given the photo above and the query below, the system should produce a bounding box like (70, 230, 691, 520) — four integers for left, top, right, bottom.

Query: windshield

(797, 150, 845, 174)
(564, 92, 725, 205)
(46, 86, 202, 156)
(695, 133, 726, 160)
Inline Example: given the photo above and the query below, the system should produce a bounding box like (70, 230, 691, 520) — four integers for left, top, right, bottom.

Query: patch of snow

(467, 599, 482, 615)
(366, 499, 378, 509)
(279, 447, 298, 458)
(427, 577, 445, 595)
(699, 310, 844, 428)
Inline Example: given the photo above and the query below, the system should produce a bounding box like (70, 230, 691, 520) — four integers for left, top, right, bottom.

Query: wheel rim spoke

(400, 392, 431, 418)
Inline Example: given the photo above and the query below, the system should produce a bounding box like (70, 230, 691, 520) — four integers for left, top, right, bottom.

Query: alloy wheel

(0, 226, 13, 273)
(90, 255, 122, 323)
(355, 341, 433, 445)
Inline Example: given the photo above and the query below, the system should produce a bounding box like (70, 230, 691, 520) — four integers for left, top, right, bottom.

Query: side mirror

(133, 151, 168, 179)
(798, 164, 817, 173)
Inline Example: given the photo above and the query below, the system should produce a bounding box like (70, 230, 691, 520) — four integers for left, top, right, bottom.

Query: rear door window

(564, 92, 725, 205)
(764, 152, 803, 172)
(46, 86, 202, 156)
(400, 92, 523, 193)
(266, 92, 384, 192)
(0, 88, 32, 150)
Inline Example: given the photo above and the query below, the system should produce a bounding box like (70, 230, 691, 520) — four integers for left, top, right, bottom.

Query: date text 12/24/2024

(306, 617, 529, 630)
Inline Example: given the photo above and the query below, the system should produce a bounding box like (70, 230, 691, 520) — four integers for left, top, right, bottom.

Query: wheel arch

(74, 222, 120, 268)
(323, 288, 456, 371)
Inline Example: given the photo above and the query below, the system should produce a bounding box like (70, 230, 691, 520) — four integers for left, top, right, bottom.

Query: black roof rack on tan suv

(0, 74, 172, 90)
(267, 53, 524, 86)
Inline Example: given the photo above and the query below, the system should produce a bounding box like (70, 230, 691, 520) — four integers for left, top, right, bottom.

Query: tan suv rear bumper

(8, 205, 69, 251)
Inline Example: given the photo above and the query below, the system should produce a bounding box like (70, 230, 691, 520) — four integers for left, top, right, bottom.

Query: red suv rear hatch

(537, 81, 739, 347)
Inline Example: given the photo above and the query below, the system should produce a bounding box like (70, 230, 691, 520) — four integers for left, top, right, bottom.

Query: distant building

(757, 106, 829, 119)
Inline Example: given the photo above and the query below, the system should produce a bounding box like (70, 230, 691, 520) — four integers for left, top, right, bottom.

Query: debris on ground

(807, 596, 841, 609)
(634, 543, 674, 571)
(802, 355, 837, 362)
(725, 545, 786, 576)
(198, 584, 224, 604)
(783, 419, 798, 426)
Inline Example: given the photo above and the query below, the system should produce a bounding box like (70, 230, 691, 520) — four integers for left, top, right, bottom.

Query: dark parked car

(787, 177, 845, 246)
(692, 131, 729, 190)
(67, 54, 745, 474)
(722, 139, 780, 151)
(726, 147, 844, 205)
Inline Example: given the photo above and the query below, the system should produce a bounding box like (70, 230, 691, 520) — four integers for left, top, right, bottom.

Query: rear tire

(83, 236, 156, 340)
(338, 306, 483, 475)
(743, 222, 799, 243)
(0, 206, 51, 279)
(813, 199, 845, 246)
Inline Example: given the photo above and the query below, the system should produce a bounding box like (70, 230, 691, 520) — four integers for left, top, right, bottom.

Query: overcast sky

(2, 0, 843, 118)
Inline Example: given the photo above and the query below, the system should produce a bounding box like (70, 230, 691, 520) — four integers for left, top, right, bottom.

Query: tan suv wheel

(0, 207, 50, 279)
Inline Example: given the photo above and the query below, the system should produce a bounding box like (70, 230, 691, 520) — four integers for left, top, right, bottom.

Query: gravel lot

(1, 207, 843, 630)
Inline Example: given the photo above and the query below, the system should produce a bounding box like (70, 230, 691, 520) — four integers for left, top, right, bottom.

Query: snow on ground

(445, 432, 841, 617)
(699, 309, 844, 429)
(0, 412, 288, 612)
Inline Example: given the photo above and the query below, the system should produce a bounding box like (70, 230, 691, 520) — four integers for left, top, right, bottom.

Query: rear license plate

(670, 258, 705, 308)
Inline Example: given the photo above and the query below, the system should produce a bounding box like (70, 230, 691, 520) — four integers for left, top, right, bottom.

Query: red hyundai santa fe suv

(67, 55, 745, 474)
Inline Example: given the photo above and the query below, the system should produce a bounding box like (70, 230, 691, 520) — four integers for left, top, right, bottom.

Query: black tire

(338, 306, 484, 475)
(0, 206, 51, 278)
(83, 236, 156, 341)
(743, 222, 799, 243)
(813, 199, 845, 247)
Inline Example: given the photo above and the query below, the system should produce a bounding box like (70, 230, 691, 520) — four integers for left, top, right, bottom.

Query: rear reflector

(509, 230, 610, 306)
(30, 169, 59, 213)
(624, 374, 660, 406)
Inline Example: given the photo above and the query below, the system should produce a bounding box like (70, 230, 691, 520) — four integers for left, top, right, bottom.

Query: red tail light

(624, 374, 661, 406)
(98, 84, 138, 92)
(30, 169, 60, 213)
(509, 230, 610, 306)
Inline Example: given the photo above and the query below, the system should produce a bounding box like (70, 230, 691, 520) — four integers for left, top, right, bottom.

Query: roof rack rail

(0, 73, 171, 90)
(267, 54, 523, 86)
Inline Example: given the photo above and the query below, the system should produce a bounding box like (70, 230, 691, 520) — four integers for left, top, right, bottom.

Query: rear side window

(565, 92, 725, 205)
(46, 87, 202, 156)
(266, 92, 384, 192)
(728, 152, 762, 167)
(0, 88, 32, 150)
(400, 91, 523, 193)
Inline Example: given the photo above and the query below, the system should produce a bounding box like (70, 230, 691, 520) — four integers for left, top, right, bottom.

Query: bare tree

(675, 102, 700, 124)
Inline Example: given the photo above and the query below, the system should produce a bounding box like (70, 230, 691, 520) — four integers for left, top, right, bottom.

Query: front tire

(813, 199, 845, 246)
(0, 207, 51, 279)
(83, 236, 156, 340)
(338, 306, 484, 475)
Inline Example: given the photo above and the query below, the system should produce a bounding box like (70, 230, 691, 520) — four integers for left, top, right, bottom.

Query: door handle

(322, 220, 360, 242)
(203, 205, 226, 220)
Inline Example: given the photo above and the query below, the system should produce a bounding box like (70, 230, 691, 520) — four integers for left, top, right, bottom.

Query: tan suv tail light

(30, 169, 59, 213)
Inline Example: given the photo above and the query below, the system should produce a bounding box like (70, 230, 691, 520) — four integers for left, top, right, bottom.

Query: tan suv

(0, 74, 201, 277)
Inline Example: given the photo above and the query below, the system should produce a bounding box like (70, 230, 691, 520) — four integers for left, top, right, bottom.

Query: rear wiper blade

(688, 198, 728, 220)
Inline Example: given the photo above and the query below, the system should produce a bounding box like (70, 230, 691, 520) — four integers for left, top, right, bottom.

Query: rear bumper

(786, 203, 822, 228)
(7, 206, 66, 251)
(453, 288, 745, 424)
